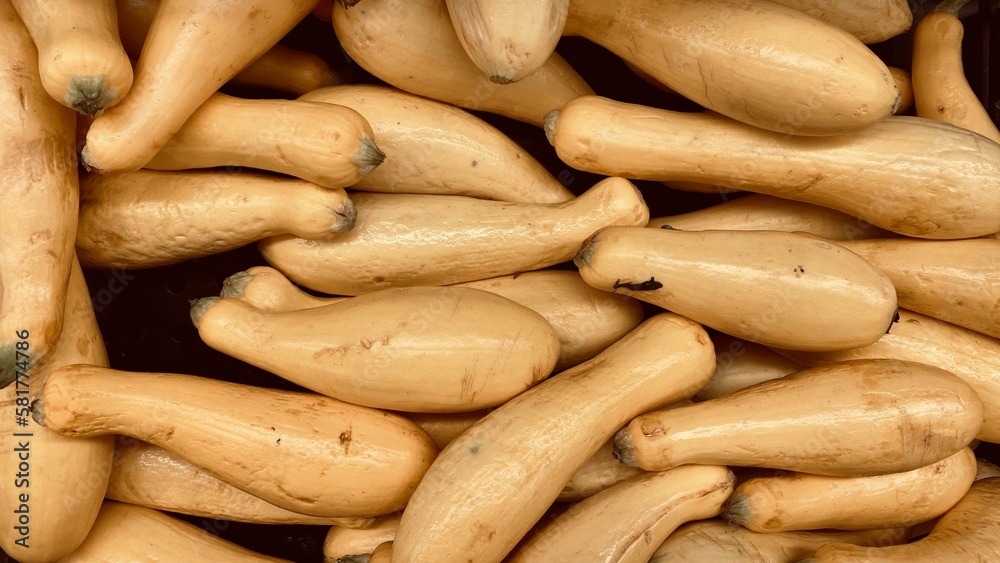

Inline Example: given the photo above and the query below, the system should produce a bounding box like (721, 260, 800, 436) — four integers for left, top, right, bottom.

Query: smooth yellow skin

(564, 0, 897, 135)
(549, 96, 1000, 239)
(299, 84, 573, 203)
(0, 0, 79, 390)
(229, 44, 341, 95)
(695, 334, 802, 401)
(35, 365, 438, 518)
(575, 227, 898, 351)
(107, 438, 367, 526)
(324, 513, 401, 562)
(332, 0, 592, 126)
(838, 237, 1000, 338)
(810, 478, 1000, 562)
(194, 287, 561, 413)
(259, 176, 649, 296)
(778, 309, 1000, 443)
(77, 169, 355, 270)
(725, 448, 976, 532)
(13, 0, 132, 115)
(511, 465, 734, 563)
(650, 520, 911, 562)
(457, 270, 645, 371)
(446, 0, 568, 83)
(59, 501, 290, 562)
(145, 93, 383, 188)
(0, 258, 112, 562)
(913, 8, 1000, 143)
(768, 0, 912, 43)
(400, 410, 646, 501)
(116, 0, 339, 96)
(617, 359, 983, 476)
(648, 194, 892, 240)
(223, 266, 643, 372)
(393, 313, 716, 563)
(221, 266, 344, 312)
(83, 0, 318, 172)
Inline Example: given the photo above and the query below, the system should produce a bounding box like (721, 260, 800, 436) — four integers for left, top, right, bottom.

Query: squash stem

(543, 109, 560, 146)
(221, 271, 252, 299)
(0, 343, 15, 389)
(720, 491, 753, 526)
(612, 427, 639, 467)
(65, 75, 116, 118)
(189, 297, 220, 328)
(352, 134, 386, 176)
(331, 199, 358, 233)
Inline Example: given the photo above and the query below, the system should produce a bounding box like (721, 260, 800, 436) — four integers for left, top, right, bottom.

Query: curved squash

(548, 96, 1000, 239)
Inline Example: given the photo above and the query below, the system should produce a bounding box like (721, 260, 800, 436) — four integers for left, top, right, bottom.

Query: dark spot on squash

(613, 277, 663, 291)
(340, 427, 353, 454)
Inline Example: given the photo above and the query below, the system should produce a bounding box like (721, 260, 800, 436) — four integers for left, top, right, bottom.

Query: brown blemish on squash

(340, 426, 353, 454)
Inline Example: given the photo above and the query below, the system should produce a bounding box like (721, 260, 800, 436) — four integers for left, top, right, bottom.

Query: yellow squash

(299, 84, 573, 203)
(115, 0, 340, 96)
(259, 176, 649, 295)
(548, 96, 1000, 239)
(650, 520, 911, 562)
(107, 438, 369, 526)
(12, 0, 132, 115)
(777, 308, 1000, 443)
(575, 226, 898, 351)
(393, 313, 716, 562)
(0, 257, 112, 562)
(564, 0, 898, 135)
(221, 267, 644, 372)
(837, 237, 1000, 338)
(724, 448, 976, 532)
(145, 93, 383, 188)
(912, 0, 1000, 143)
(83, 0, 318, 172)
(647, 194, 892, 240)
(332, 0, 593, 126)
(509, 465, 735, 562)
(616, 359, 983, 476)
(59, 501, 290, 562)
(191, 287, 560, 412)
(0, 0, 79, 389)
(33, 365, 437, 517)
(810, 478, 1000, 562)
(769, 0, 912, 43)
(446, 0, 569, 83)
(77, 169, 355, 270)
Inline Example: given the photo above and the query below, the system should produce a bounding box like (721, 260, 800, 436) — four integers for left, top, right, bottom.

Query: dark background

(6, 1, 999, 561)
